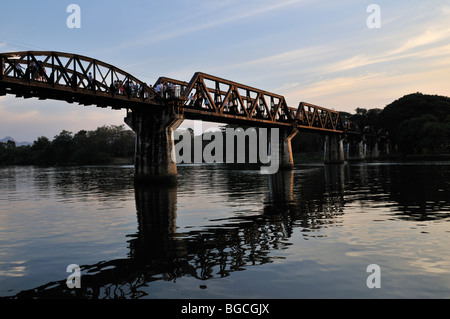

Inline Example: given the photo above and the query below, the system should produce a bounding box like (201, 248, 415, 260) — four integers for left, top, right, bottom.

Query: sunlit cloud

(285, 64, 450, 112)
(389, 26, 450, 56)
(205, 2, 450, 112)
(219, 45, 329, 71)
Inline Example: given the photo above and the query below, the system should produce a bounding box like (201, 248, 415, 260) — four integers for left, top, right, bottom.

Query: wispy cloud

(213, 1, 450, 110)
(389, 25, 450, 56)
(284, 62, 450, 112)
(120, 0, 305, 47)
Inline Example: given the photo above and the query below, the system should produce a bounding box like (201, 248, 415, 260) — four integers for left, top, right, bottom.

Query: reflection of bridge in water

(7, 166, 346, 299)
(5, 163, 450, 299)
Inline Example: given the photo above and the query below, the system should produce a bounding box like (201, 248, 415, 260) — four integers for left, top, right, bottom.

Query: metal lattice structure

(156, 72, 345, 132)
(1, 51, 345, 133)
(0, 51, 162, 109)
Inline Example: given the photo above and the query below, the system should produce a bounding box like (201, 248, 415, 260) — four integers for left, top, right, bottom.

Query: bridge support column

(324, 134, 345, 164)
(125, 107, 184, 184)
(279, 128, 298, 170)
(364, 137, 379, 159)
(345, 136, 365, 161)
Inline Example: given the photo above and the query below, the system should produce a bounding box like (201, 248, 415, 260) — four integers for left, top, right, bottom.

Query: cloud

(284, 73, 381, 105)
(224, 45, 329, 70)
(116, 0, 305, 49)
(389, 25, 450, 56)
(218, 2, 450, 110)
(283, 61, 450, 113)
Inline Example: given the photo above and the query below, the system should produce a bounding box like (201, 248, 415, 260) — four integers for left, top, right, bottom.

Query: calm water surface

(0, 162, 449, 299)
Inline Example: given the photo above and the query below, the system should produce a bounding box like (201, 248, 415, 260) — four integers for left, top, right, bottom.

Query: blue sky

(1, 0, 449, 142)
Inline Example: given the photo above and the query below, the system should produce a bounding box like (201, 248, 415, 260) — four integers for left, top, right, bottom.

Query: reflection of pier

(7, 167, 347, 299)
(4, 163, 449, 299)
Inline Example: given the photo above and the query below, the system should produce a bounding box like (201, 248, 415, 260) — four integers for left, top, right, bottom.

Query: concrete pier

(364, 136, 380, 159)
(279, 128, 299, 170)
(345, 135, 365, 161)
(324, 134, 345, 164)
(125, 107, 183, 183)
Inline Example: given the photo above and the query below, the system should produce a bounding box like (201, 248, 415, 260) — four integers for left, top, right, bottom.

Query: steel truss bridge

(0, 51, 345, 133)
(1, 51, 387, 181)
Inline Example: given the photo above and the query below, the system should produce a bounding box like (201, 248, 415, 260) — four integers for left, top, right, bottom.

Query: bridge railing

(1, 51, 162, 107)
(294, 102, 344, 132)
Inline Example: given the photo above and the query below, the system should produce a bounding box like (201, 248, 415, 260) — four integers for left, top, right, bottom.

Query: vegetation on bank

(0, 125, 135, 165)
(1, 93, 449, 166)
(340, 93, 450, 156)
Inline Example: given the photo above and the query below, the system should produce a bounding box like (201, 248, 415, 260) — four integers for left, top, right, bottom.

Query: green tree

(71, 130, 93, 164)
(378, 92, 450, 146)
(109, 125, 135, 158)
(31, 136, 53, 165)
(0, 141, 16, 164)
(419, 121, 449, 154)
(52, 130, 74, 164)
(348, 107, 382, 132)
(397, 114, 449, 155)
(0, 125, 136, 166)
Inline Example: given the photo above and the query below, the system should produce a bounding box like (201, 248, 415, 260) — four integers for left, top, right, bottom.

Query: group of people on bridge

(155, 82, 183, 99)
(110, 79, 151, 99)
(1, 59, 48, 82)
(1, 58, 292, 123)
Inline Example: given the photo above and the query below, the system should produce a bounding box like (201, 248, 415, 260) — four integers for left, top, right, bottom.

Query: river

(0, 161, 449, 299)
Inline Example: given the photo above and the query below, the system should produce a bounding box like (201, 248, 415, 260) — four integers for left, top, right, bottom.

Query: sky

(1, 0, 449, 142)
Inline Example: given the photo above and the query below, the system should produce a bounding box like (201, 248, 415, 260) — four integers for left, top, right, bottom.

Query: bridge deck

(1, 51, 345, 133)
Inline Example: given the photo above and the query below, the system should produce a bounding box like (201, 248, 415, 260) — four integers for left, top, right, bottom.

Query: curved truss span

(0, 51, 163, 109)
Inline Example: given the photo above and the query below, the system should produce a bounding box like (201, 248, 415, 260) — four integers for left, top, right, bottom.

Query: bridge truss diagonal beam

(1, 50, 347, 134)
(0, 51, 164, 109)
(156, 72, 345, 132)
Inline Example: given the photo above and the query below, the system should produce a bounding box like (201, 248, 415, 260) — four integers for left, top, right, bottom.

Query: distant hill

(378, 93, 450, 133)
(0, 136, 32, 146)
(0, 136, 15, 143)
(377, 92, 450, 154)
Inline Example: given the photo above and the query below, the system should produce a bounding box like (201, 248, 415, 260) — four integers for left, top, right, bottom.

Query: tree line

(340, 93, 450, 155)
(0, 125, 135, 165)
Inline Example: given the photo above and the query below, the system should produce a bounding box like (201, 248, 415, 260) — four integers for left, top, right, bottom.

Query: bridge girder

(1, 50, 349, 134)
(155, 72, 345, 132)
(0, 51, 163, 110)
